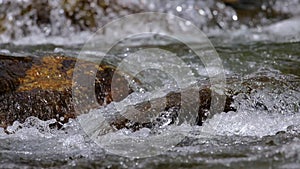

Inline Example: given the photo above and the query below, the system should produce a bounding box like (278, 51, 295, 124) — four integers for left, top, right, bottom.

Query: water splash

(1, 0, 300, 44)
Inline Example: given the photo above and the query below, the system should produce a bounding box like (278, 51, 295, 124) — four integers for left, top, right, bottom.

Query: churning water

(0, 0, 300, 168)
(0, 40, 299, 168)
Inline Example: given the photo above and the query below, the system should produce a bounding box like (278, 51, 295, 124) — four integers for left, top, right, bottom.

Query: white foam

(201, 110, 300, 137)
(12, 31, 93, 46)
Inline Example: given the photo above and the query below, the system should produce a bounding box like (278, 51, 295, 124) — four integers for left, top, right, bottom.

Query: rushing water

(0, 39, 299, 168)
(1, 0, 300, 168)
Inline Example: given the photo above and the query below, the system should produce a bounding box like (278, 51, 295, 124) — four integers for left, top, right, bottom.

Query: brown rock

(0, 54, 235, 133)
(0, 54, 132, 129)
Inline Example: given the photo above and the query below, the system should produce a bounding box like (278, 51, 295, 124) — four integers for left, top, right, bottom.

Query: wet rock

(0, 54, 33, 94)
(0, 89, 74, 129)
(0, 54, 132, 129)
(109, 87, 235, 133)
(0, 54, 236, 133)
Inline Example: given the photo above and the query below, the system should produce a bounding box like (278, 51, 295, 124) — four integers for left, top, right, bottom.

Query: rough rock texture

(0, 54, 235, 132)
(0, 54, 131, 129)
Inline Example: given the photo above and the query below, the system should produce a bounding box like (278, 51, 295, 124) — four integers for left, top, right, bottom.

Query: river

(0, 0, 300, 168)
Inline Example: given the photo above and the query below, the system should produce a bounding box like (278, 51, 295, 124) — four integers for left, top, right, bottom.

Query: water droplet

(198, 9, 205, 16)
(213, 10, 218, 15)
(54, 48, 64, 53)
(232, 15, 238, 21)
(60, 117, 65, 121)
(176, 6, 182, 12)
(185, 21, 191, 26)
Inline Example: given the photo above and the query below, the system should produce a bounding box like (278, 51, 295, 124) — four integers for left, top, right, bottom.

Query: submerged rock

(107, 87, 235, 134)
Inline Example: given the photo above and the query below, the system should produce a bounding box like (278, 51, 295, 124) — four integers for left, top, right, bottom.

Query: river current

(0, 0, 300, 168)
